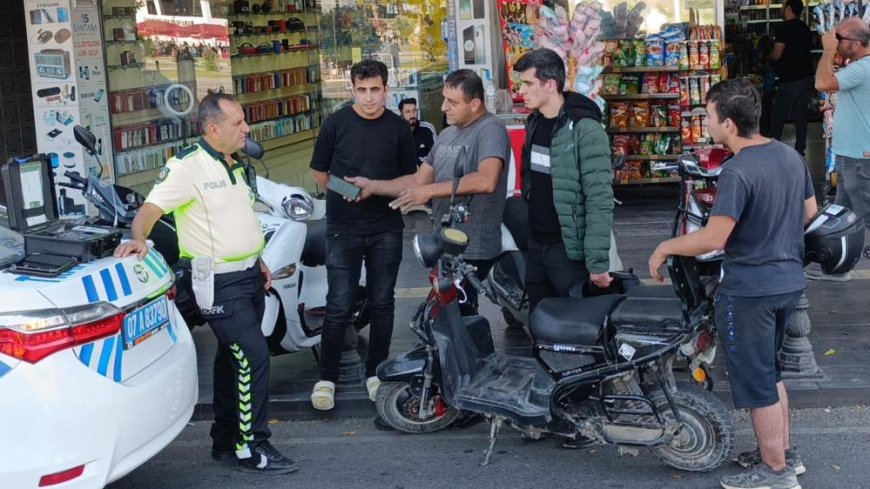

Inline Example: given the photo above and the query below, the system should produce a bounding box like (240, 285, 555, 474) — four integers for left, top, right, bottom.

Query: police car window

(0, 207, 25, 269)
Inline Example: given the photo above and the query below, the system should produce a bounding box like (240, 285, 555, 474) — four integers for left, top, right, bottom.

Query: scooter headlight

(282, 194, 314, 221)
(413, 234, 441, 268)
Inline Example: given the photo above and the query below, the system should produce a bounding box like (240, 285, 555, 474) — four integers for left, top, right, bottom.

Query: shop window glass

(319, 0, 449, 130)
(103, 0, 231, 179)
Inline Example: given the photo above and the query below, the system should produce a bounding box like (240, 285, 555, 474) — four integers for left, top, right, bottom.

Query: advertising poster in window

(72, 1, 114, 183)
(454, 0, 495, 73)
(497, 0, 541, 102)
(24, 0, 110, 216)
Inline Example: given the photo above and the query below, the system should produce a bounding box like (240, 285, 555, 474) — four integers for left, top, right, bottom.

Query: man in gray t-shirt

(423, 112, 510, 261)
(348, 69, 510, 314)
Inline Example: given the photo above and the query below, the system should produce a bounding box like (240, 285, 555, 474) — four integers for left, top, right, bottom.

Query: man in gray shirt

(348, 69, 511, 315)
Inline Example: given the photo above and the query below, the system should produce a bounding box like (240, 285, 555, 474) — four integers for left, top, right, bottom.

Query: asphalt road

(109, 406, 870, 489)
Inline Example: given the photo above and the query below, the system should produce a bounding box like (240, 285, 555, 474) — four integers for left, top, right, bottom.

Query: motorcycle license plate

(122, 296, 170, 350)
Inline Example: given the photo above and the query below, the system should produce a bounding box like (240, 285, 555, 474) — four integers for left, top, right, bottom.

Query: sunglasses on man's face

(836, 32, 860, 42)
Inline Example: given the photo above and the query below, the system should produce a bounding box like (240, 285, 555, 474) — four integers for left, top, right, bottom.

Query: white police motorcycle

(245, 140, 369, 358)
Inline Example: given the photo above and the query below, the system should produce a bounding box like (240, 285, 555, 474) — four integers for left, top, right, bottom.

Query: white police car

(0, 222, 198, 488)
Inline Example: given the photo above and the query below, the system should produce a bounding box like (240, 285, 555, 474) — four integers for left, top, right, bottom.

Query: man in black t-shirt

(769, 0, 813, 156)
(309, 60, 417, 411)
(398, 97, 437, 162)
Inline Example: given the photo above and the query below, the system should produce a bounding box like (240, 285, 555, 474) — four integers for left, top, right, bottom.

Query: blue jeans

(320, 230, 403, 382)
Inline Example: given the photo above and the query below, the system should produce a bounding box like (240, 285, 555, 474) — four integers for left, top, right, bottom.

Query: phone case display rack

(108, 80, 199, 176)
(101, 0, 201, 178)
(602, 25, 727, 185)
(228, 3, 322, 146)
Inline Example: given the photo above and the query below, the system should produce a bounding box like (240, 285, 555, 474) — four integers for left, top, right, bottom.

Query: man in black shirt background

(768, 0, 813, 157)
(399, 97, 437, 163)
(309, 60, 418, 411)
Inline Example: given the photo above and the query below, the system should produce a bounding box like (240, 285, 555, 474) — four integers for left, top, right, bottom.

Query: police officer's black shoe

(236, 441, 299, 475)
(561, 435, 597, 449)
(211, 447, 235, 463)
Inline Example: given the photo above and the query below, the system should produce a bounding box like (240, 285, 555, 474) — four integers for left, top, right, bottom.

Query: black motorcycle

(374, 161, 733, 472)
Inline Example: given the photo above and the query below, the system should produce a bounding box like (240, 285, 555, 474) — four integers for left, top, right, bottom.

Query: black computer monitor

(1, 154, 58, 232)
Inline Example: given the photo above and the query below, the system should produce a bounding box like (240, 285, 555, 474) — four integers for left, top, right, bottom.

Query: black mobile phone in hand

(327, 174, 361, 201)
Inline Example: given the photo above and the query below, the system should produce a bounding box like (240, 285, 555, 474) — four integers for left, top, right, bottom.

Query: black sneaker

(211, 447, 235, 463)
(561, 435, 597, 449)
(449, 412, 484, 430)
(237, 441, 299, 475)
(735, 447, 806, 476)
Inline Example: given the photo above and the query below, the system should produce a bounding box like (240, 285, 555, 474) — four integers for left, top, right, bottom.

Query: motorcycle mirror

(678, 155, 704, 178)
(242, 137, 265, 160)
(73, 125, 97, 155)
(73, 125, 104, 179)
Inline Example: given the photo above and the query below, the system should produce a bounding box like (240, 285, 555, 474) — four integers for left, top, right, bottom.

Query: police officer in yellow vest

(115, 93, 297, 475)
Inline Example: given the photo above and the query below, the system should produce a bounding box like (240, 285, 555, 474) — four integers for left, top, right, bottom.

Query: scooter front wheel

(649, 384, 735, 472)
(376, 382, 460, 434)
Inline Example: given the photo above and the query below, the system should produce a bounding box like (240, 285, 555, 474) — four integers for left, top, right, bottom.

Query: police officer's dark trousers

(200, 265, 270, 457)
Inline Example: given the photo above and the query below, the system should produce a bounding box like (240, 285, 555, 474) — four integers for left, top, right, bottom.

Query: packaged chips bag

(603, 74, 621, 95)
(655, 134, 672, 155)
(643, 73, 659, 94)
(610, 102, 630, 129)
(646, 38, 665, 67)
(651, 104, 668, 128)
(668, 103, 682, 128)
(623, 74, 640, 94)
(631, 101, 650, 128)
(633, 39, 646, 67)
(665, 42, 681, 67)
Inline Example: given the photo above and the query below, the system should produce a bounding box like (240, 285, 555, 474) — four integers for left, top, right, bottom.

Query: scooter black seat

(301, 219, 326, 267)
(610, 285, 687, 333)
(530, 295, 624, 345)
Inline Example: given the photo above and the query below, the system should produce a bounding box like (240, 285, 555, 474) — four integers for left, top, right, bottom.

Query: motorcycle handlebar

(57, 182, 83, 190)
(462, 266, 497, 303)
(64, 171, 87, 183)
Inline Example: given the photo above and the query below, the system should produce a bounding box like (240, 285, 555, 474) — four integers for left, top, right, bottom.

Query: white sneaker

(365, 376, 381, 402)
(311, 380, 335, 410)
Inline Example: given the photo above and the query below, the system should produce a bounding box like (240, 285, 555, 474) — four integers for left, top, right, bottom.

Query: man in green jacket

(514, 48, 614, 315)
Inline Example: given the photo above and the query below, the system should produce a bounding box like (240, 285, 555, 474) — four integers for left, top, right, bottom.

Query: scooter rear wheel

(649, 384, 734, 472)
(375, 382, 460, 434)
